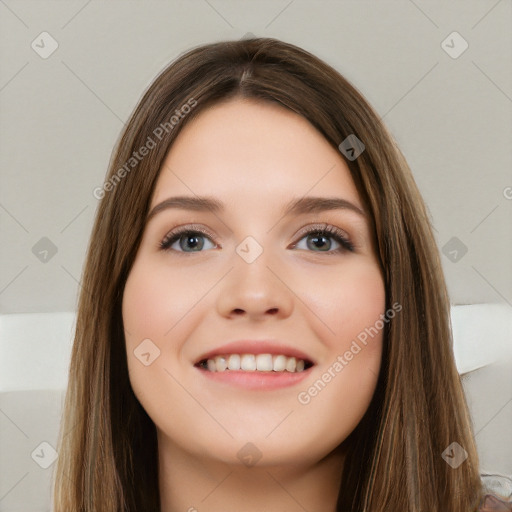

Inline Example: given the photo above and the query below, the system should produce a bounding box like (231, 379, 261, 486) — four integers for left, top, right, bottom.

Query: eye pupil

(307, 233, 330, 251)
(180, 234, 204, 251)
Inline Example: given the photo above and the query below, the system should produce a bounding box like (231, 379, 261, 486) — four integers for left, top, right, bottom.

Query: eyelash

(159, 223, 355, 255)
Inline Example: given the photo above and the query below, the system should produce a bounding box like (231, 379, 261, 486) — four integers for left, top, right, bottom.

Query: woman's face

(122, 98, 386, 468)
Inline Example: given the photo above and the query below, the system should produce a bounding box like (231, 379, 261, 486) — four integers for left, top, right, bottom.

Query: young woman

(52, 37, 510, 511)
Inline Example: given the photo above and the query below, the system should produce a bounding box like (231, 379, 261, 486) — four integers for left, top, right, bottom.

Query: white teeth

(272, 355, 287, 371)
(227, 354, 240, 370)
(203, 353, 309, 373)
(215, 356, 227, 372)
(241, 354, 256, 371)
(256, 354, 273, 371)
(286, 357, 297, 372)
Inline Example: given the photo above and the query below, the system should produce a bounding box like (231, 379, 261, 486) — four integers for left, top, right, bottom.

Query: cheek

(295, 259, 385, 428)
(298, 257, 386, 357)
(122, 255, 222, 366)
(121, 258, 198, 407)
(122, 258, 201, 337)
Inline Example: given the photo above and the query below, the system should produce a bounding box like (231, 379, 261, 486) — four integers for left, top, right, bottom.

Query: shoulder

(479, 474, 512, 511)
(478, 494, 512, 511)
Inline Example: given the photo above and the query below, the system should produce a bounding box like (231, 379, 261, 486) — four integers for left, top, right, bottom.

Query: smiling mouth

(196, 353, 314, 373)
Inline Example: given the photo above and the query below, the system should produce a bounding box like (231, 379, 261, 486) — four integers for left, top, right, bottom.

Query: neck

(157, 433, 345, 512)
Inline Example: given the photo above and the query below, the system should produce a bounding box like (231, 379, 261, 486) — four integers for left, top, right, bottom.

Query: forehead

(151, 98, 362, 210)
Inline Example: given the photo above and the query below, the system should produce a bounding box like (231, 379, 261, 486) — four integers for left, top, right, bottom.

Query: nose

(215, 248, 294, 321)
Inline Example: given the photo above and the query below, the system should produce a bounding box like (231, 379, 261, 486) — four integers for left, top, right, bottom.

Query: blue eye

(292, 224, 355, 254)
(160, 226, 216, 253)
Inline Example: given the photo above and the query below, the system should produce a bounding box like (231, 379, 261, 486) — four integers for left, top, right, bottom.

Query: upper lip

(194, 340, 316, 365)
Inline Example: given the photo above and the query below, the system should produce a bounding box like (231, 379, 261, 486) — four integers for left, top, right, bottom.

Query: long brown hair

(52, 37, 483, 511)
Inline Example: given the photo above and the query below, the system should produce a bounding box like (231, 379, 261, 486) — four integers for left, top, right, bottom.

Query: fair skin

(122, 98, 386, 512)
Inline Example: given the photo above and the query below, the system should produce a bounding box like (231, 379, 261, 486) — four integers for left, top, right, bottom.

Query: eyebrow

(146, 195, 366, 223)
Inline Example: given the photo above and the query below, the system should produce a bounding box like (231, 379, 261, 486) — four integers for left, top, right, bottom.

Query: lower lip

(196, 367, 313, 390)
